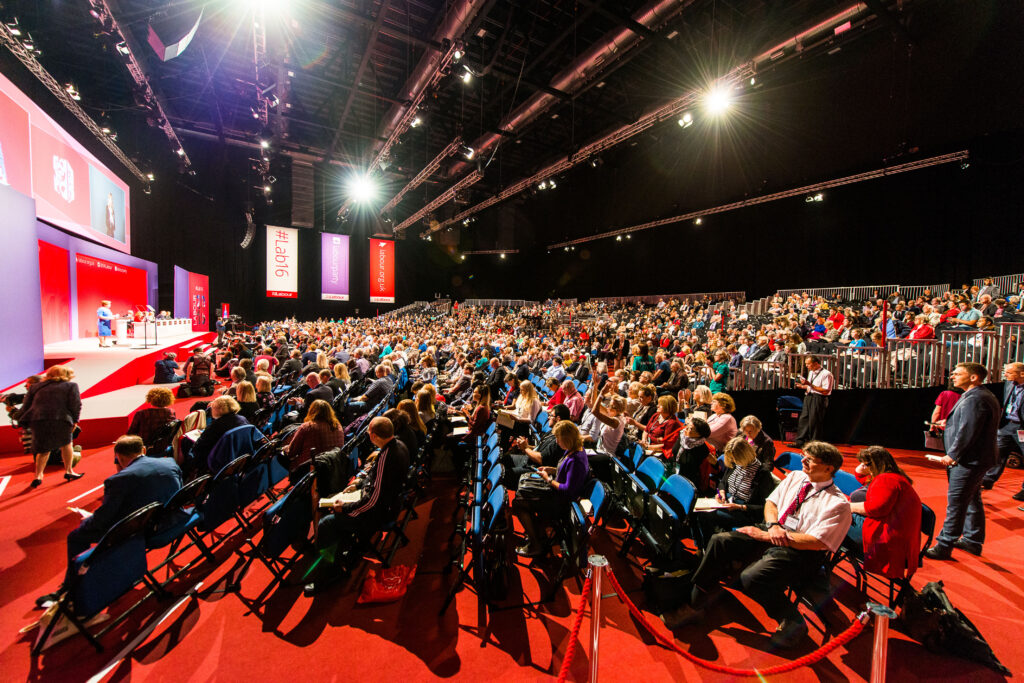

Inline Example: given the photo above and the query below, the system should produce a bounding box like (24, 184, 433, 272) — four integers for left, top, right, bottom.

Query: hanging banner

(266, 225, 298, 298)
(369, 238, 395, 303)
(321, 232, 350, 301)
(187, 271, 209, 330)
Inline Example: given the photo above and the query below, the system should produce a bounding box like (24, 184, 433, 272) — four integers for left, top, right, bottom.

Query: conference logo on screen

(53, 155, 75, 203)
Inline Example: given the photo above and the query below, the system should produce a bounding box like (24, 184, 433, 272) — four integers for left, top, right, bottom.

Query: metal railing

(459, 299, 539, 308)
(973, 273, 1023, 297)
(1000, 322, 1024, 364)
(941, 328, 1003, 380)
(887, 338, 945, 388)
(898, 284, 950, 300)
(776, 285, 899, 303)
(591, 291, 745, 306)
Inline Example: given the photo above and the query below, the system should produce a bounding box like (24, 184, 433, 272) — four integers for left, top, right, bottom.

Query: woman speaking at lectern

(96, 299, 115, 348)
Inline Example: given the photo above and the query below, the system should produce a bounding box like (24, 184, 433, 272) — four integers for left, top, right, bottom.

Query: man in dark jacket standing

(927, 362, 1001, 560)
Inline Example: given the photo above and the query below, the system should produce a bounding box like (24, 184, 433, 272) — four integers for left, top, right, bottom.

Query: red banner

(188, 272, 209, 331)
(74, 253, 147, 338)
(369, 239, 395, 303)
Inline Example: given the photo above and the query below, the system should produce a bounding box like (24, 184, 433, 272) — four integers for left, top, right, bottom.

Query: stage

(1, 331, 217, 454)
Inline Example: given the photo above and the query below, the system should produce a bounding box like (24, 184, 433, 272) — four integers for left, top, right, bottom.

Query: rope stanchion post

(588, 555, 608, 683)
(866, 602, 897, 683)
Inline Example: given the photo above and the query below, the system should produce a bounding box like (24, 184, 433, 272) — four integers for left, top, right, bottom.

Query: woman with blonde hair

(328, 362, 351, 394)
(398, 398, 427, 445)
(416, 389, 436, 425)
(255, 375, 275, 409)
(235, 381, 259, 421)
(19, 365, 83, 487)
(286, 398, 345, 470)
(693, 435, 775, 549)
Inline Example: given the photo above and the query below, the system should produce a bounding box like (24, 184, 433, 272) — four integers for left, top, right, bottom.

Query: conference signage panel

(188, 271, 209, 330)
(369, 238, 395, 303)
(321, 233, 350, 301)
(0, 72, 131, 253)
(266, 225, 298, 298)
(73, 252, 147, 338)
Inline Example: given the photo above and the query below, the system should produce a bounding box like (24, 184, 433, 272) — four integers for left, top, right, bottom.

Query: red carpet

(0, 445, 1019, 682)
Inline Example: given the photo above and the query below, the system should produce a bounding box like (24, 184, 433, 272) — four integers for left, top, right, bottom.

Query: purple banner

(321, 232, 350, 301)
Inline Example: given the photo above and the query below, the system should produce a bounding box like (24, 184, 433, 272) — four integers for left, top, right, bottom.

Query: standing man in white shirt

(791, 356, 834, 447)
(662, 441, 851, 648)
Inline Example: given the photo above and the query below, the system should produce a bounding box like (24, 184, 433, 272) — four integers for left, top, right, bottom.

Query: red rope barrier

(556, 574, 594, 683)
(604, 570, 868, 677)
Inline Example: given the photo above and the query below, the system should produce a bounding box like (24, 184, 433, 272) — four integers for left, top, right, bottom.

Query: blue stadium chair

(206, 424, 266, 476)
(34, 503, 165, 654)
(774, 451, 804, 473)
(640, 474, 697, 560)
(833, 469, 863, 497)
(609, 441, 647, 503)
(624, 456, 667, 520)
(146, 475, 214, 578)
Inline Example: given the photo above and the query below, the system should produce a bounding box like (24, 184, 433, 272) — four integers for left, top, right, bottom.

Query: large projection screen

(0, 72, 131, 253)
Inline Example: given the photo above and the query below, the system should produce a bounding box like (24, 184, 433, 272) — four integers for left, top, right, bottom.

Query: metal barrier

(460, 299, 539, 308)
(1000, 322, 1024, 364)
(777, 285, 898, 302)
(590, 291, 745, 306)
(887, 338, 944, 388)
(940, 329, 1002, 381)
(973, 273, 1024, 297)
(898, 284, 950, 300)
(735, 360, 791, 390)
(829, 347, 890, 390)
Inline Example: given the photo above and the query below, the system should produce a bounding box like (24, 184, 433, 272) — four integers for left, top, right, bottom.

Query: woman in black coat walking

(18, 365, 83, 487)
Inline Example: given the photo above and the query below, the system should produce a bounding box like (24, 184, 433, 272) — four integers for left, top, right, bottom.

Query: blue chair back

(259, 472, 314, 558)
(635, 456, 666, 491)
(777, 395, 804, 411)
(833, 470, 862, 496)
(659, 474, 697, 516)
(198, 453, 249, 531)
(536, 411, 549, 429)
(484, 431, 499, 452)
(485, 462, 504, 493)
(774, 451, 803, 472)
(485, 422, 497, 438)
(627, 442, 645, 469)
(582, 479, 608, 524)
(485, 484, 506, 531)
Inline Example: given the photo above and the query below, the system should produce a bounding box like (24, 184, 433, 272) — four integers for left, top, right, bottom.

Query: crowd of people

(5, 280, 1023, 653)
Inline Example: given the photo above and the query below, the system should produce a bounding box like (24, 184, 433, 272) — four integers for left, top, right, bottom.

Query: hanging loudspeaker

(240, 211, 255, 249)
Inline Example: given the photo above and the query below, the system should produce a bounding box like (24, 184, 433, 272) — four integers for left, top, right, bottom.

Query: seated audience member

(509, 404, 571, 483)
(544, 356, 567, 382)
(328, 362, 351, 394)
(707, 392, 739, 451)
(254, 347, 279, 374)
(512, 421, 590, 557)
(659, 359, 689, 396)
(255, 376, 275, 409)
(693, 436, 775, 548)
(416, 389, 436, 426)
(37, 435, 182, 606)
(633, 395, 683, 456)
(239, 358, 257, 384)
(452, 385, 491, 470)
(561, 380, 585, 421)
(848, 446, 922, 580)
(707, 350, 731, 393)
(626, 384, 657, 439)
(183, 350, 214, 394)
(739, 415, 776, 471)
(126, 387, 176, 446)
(588, 384, 627, 455)
(191, 396, 249, 472)
(286, 399, 345, 471)
(277, 349, 303, 378)
(506, 380, 543, 431)
(354, 365, 394, 409)
(154, 352, 184, 384)
(676, 417, 713, 486)
(292, 372, 334, 419)
(545, 377, 565, 408)
(681, 385, 713, 417)
(235, 381, 260, 422)
(661, 441, 852, 649)
(384, 408, 418, 456)
(224, 366, 247, 396)
(318, 369, 336, 395)
(306, 417, 410, 594)
(397, 399, 427, 448)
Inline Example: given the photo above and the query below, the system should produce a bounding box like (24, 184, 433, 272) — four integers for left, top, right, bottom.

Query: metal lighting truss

(547, 150, 970, 248)
(86, 0, 191, 170)
(0, 21, 147, 182)
(384, 136, 463, 223)
(427, 2, 874, 235)
(393, 168, 483, 234)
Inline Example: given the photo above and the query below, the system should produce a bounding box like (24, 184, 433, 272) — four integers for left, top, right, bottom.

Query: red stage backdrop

(74, 253, 147, 338)
(188, 272, 209, 331)
(369, 238, 395, 303)
(38, 240, 72, 344)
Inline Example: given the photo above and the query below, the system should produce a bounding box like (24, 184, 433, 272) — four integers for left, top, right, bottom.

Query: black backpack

(899, 580, 1009, 675)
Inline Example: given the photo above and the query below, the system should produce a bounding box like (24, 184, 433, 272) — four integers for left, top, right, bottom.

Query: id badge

(782, 515, 799, 531)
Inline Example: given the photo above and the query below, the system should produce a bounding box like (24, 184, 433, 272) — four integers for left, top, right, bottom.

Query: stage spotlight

(616, 235, 622, 241)
(460, 254, 466, 261)
(250, 107, 260, 119)
(5, 19, 21, 37)
(570, 246, 575, 251)
(538, 180, 548, 190)
(453, 48, 463, 62)
(263, 185, 271, 194)
(101, 126, 111, 134)
(460, 65, 472, 84)
(176, 147, 186, 156)
(589, 157, 603, 168)
(146, 172, 155, 181)
(411, 115, 422, 128)
(564, 247, 569, 252)
(65, 83, 81, 101)
(461, 145, 475, 160)
(750, 77, 756, 86)
(805, 192, 824, 203)
(703, 84, 733, 115)
(259, 139, 270, 149)
(677, 112, 693, 128)
(625, 234, 631, 240)
(346, 173, 378, 203)
(499, 253, 506, 259)
(115, 41, 130, 56)
(549, 179, 557, 189)
(694, 217, 703, 225)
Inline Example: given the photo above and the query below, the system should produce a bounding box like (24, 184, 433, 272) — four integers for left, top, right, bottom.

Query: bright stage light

(694, 217, 703, 225)
(703, 84, 733, 116)
(461, 67, 472, 84)
(677, 112, 693, 128)
(411, 115, 422, 128)
(499, 253, 506, 259)
(260, 139, 270, 149)
(346, 174, 378, 203)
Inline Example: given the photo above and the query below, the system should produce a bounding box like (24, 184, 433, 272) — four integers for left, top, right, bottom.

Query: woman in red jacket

(849, 446, 922, 579)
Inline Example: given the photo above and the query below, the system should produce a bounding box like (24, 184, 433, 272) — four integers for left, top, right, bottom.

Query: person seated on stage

(191, 396, 249, 472)
(285, 399, 345, 472)
(706, 392, 739, 452)
(739, 415, 776, 472)
(126, 387, 176, 447)
(693, 436, 776, 549)
(305, 417, 410, 595)
(512, 420, 590, 557)
(235, 381, 260, 422)
(36, 435, 182, 607)
(848, 446, 921, 581)
(154, 352, 184, 384)
(661, 441, 852, 649)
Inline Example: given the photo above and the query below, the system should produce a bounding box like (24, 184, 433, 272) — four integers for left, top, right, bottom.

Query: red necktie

(779, 482, 812, 525)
